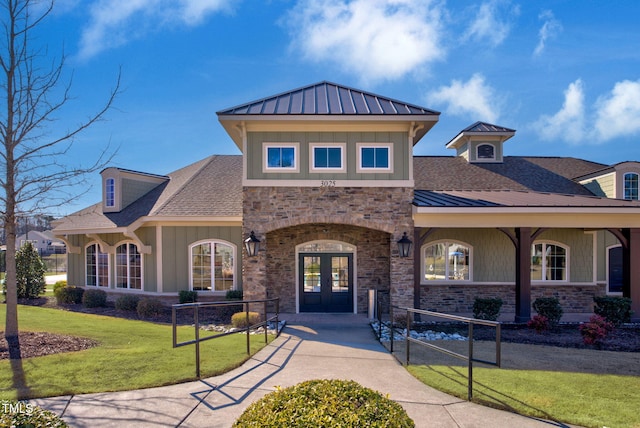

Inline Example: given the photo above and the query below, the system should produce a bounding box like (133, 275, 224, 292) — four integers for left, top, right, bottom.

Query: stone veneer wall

(267, 224, 390, 313)
(419, 283, 607, 315)
(242, 186, 414, 313)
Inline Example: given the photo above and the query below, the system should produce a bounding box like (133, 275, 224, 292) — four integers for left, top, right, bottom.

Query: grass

(408, 364, 640, 428)
(0, 304, 274, 400)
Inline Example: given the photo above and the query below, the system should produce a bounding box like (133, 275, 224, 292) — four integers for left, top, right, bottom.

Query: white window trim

(115, 241, 143, 290)
(356, 143, 393, 173)
(188, 239, 237, 294)
(105, 177, 116, 208)
(263, 142, 300, 173)
(421, 240, 473, 283)
(85, 242, 110, 288)
(531, 240, 569, 283)
(475, 143, 496, 162)
(309, 142, 347, 173)
(623, 172, 639, 200)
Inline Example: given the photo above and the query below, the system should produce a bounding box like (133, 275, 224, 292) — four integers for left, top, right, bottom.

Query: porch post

(515, 227, 532, 323)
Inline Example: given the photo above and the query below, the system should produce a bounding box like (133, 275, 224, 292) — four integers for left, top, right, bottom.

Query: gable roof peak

(461, 121, 516, 133)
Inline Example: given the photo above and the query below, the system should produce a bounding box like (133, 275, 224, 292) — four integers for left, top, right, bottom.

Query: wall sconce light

(244, 231, 260, 257)
(397, 232, 412, 258)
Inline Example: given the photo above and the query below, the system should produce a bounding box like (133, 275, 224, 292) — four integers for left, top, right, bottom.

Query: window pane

(331, 256, 349, 293)
(424, 243, 446, 280)
(375, 147, 389, 168)
(281, 147, 295, 168)
(303, 256, 321, 292)
(116, 244, 128, 288)
(545, 245, 566, 281)
(192, 243, 211, 291)
(624, 173, 639, 200)
(361, 148, 375, 168)
(86, 244, 97, 286)
(314, 147, 327, 168)
(448, 244, 469, 280)
(105, 178, 115, 207)
(477, 144, 494, 159)
(98, 252, 109, 287)
(327, 147, 341, 168)
(128, 244, 141, 289)
(267, 147, 280, 168)
(214, 243, 234, 292)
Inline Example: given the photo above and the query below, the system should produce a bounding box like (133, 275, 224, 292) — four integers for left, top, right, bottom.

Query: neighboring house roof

(413, 156, 606, 195)
(53, 155, 243, 233)
(216, 81, 440, 116)
(413, 189, 640, 208)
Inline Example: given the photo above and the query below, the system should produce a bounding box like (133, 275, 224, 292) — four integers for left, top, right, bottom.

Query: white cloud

(535, 79, 640, 144)
(285, 0, 446, 84)
(78, 0, 234, 60)
(428, 74, 500, 123)
(594, 80, 640, 141)
(533, 10, 562, 56)
(464, 0, 519, 47)
(534, 79, 585, 143)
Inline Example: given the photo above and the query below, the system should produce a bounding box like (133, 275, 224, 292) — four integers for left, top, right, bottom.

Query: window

(264, 143, 299, 172)
(86, 243, 109, 287)
(190, 241, 235, 292)
(116, 243, 142, 289)
(357, 143, 392, 172)
(624, 172, 639, 200)
(310, 143, 345, 172)
(476, 144, 495, 160)
(423, 241, 471, 281)
(105, 177, 115, 207)
(531, 242, 567, 281)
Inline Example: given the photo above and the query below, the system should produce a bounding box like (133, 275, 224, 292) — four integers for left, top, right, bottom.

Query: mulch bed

(0, 331, 98, 360)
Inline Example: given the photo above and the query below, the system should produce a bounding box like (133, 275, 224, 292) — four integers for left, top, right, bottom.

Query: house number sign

(321, 180, 336, 187)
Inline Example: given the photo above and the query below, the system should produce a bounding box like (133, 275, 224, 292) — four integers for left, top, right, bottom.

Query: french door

(299, 253, 353, 312)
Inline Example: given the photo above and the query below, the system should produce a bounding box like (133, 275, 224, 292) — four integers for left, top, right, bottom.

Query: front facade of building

(53, 82, 640, 321)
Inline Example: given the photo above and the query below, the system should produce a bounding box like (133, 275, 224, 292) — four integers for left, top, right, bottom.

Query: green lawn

(0, 305, 273, 400)
(409, 364, 640, 428)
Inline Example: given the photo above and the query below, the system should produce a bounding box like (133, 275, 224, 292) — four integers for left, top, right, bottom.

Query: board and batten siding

(246, 131, 410, 181)
(420, 228, 594, 283)
(160, 225, 243, 293)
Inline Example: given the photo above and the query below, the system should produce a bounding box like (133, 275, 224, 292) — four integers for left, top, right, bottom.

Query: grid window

(191, 241, 235, 292)
(86, 243, 109, 287)
(116, 243, 142, 289)
(267, 147, 295, 169)
(105, 178, 115, 207)
(531, 243, 567, 281)
(624, 172, 639, 200)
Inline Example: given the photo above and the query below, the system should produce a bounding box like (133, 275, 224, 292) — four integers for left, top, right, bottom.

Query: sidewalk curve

(33, 313, 575, 427)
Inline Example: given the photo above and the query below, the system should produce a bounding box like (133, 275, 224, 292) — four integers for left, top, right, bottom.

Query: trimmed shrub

(233, 379, 414, 427)
(579, 314, 614, 346)
(179, 290, 198, 304)
(593, 296, 632, 326)
(473, 297, 503, 321)
(53, 280, 67, 294)
(532, 297, 563, 326)
(0, 399, 67, 427)
(16, 241, 46, 299)
(115, 294, 140, 311)
(527, 315, 550, 334)
(225, 289, 243, 300)
(137, 297, 164, 318)
(55, 286, 85, 304)
(82, 288, 107, 308)
(231, 311, 261, 329)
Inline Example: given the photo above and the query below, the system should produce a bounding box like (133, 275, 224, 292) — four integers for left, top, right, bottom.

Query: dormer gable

(101, 167, 169, 213)
(445, 121, 515, 164)
(577, 161, 640, 200)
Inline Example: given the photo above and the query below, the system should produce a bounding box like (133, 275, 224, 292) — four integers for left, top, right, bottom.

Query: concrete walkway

(34, 314, 574, 427)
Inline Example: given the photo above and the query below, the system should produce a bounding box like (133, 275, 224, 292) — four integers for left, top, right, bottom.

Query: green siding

(246, 131, 409, 181)
(422, 228, 594, 283)
(161, 226, 243, 293)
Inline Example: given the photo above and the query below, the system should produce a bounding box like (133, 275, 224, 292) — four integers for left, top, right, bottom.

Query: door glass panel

(331, 256, 349, 293)
(303, 256, 321, 292)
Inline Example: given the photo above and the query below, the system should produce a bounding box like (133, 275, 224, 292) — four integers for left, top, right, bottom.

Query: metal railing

(377, 301, 501, 401)
(172, 298, 280, 378)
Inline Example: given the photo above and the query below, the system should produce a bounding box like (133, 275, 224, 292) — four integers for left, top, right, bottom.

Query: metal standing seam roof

(216, 81, 440, 116)
(413, 189, 640, 208)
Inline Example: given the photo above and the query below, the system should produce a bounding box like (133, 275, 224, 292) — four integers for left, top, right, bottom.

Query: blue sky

(32, 0, 640, 215)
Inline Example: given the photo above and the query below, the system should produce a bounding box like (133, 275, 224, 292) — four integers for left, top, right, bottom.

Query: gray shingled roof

(414, 189, 640, 208)
(53, 155, 242, 232)
(414, 156, 606, 195)
(216, 81, 440, 116)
